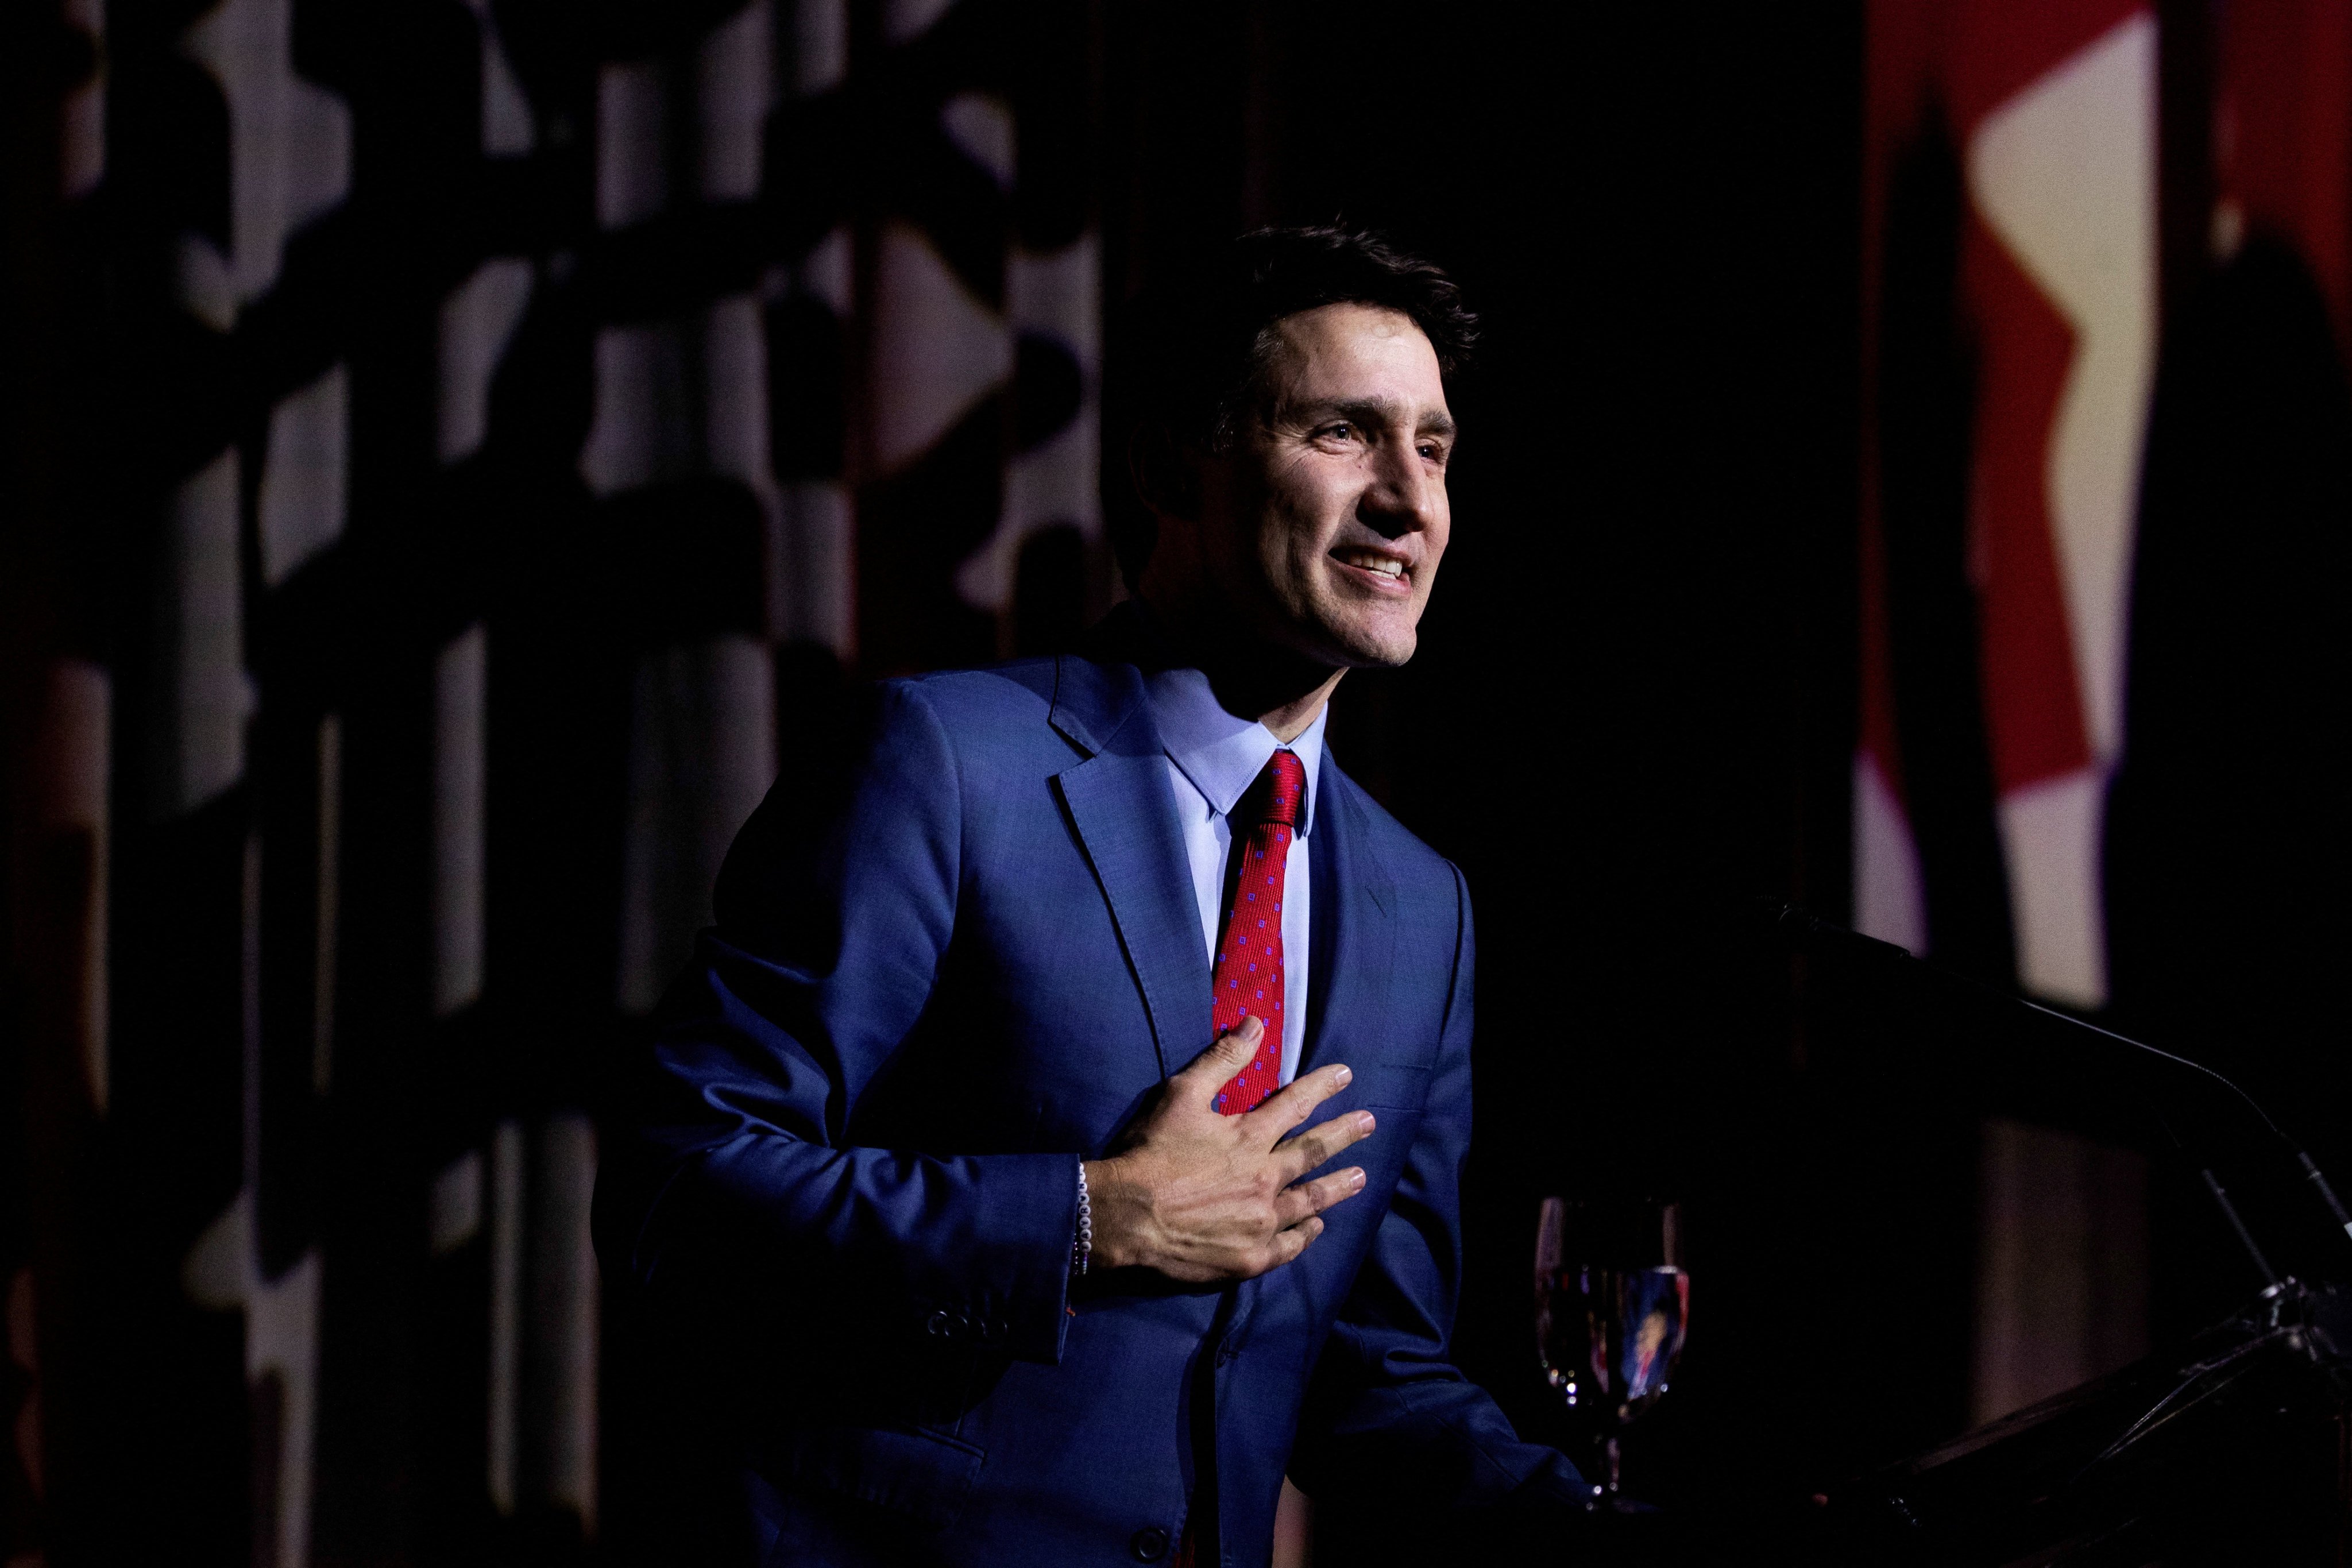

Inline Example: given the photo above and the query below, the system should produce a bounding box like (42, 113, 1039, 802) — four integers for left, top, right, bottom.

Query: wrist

(1081, 1158, 1145, 1271)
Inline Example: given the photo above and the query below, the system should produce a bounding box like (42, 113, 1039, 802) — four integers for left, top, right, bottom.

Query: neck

(1135, 588, 1345, 741)
(1238, 667, 1343, 743)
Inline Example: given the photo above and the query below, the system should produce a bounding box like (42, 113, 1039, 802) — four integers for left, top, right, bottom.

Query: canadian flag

(1857, 0, 2157, 1007)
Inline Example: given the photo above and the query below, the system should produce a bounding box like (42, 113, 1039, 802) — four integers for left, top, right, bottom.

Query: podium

(1813, 1280, 2352, 1565)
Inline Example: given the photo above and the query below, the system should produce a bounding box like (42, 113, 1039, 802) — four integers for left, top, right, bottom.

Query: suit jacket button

(1129, 1525, 1170, 1561)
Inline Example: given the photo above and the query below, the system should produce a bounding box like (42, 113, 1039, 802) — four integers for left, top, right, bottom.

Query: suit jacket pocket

(775, 1424, 986, 1531)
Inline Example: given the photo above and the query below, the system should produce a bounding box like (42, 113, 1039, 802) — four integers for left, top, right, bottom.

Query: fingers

(1273, 1109, 1376, 1182)
(1268, 1215, 1324, 1270)
(1273, 1165, 1367, 1229)
(1243, 1060, 1354, 1134)
(1173, 1015, 1265, 1098)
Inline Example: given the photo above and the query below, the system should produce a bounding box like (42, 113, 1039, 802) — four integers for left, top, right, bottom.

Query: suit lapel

(1044, 646, 1396, 1086)
(1299, 764, 1396, 1080)
(1049, 656, 1214, 1080)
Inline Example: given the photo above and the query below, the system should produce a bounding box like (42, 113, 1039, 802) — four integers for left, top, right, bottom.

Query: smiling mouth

(1331, 547, 1411, 587)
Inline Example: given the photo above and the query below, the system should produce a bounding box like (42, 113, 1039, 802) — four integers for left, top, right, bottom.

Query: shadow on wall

(3, 0, 1109, 1562)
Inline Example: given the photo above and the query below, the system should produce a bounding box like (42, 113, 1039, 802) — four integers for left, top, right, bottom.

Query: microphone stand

(2008, 994, 2352, 1253)
(1759, 901, 2352, 1285)
(1767, 902, 2352, 1562)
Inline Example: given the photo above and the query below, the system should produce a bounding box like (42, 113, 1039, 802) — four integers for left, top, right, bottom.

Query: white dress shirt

(1143, 666, 1327, 1088)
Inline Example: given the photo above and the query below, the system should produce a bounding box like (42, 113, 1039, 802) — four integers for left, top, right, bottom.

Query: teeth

(1338, 551, 1404, 577)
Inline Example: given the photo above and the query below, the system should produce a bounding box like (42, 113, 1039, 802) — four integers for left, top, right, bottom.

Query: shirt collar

(1144, 665, 1326, 837)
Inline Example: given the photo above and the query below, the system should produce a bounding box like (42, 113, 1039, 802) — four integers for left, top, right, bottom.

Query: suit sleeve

(1289, 862, 1593, 1514)
(592, 679, 1079, 1365)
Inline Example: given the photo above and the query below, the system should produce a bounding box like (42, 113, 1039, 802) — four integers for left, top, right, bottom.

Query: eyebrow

(1290, 396, 1457, 439)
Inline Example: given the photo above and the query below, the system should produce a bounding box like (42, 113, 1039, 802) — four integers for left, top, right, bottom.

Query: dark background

(20, 1, 2338, 1562)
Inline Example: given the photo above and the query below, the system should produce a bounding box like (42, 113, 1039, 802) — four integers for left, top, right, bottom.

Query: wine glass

(1534, 1196, 1690, 1498)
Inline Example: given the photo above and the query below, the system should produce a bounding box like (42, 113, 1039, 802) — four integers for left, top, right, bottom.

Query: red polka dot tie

(1176, 750, 1305, 1567)
(1208, 750, 1304, 1116)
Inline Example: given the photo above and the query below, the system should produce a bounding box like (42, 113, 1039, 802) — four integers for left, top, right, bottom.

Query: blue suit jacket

(596, 635, 1586, 1565)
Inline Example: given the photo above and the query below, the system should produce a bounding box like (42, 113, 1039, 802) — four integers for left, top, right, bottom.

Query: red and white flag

(1858, 0, 2157, 1007)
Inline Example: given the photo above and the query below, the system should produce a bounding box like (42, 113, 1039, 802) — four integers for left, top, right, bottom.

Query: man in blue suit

(598, 228, 1600, 1565)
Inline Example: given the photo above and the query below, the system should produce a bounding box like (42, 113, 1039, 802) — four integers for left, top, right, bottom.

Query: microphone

(1756, 899, 2352, 1279)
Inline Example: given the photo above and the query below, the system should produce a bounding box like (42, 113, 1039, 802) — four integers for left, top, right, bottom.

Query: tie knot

(1246, 750, 1306, 831)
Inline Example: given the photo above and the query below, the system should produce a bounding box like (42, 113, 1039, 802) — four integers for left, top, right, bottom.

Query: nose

(1358, 434, 1443, 539)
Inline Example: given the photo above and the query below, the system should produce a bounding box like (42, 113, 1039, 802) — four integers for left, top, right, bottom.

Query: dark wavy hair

(1110, 225, 1477, 589)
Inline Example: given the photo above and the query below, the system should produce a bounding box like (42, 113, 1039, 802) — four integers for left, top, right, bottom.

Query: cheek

(1265, 485, 1338, 573)
(1416, 513, 1453, 588)
(1246, 454, 1364, 602)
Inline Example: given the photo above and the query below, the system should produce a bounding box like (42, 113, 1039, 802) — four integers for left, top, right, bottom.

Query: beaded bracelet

(1072, 1161, 1094, 1277)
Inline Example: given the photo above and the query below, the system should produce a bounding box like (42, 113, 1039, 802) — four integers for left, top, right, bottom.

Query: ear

(1128, 422, 1202, 523)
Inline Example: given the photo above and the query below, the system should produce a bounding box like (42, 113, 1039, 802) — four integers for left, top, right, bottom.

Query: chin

(1319, 617, 1419, 669)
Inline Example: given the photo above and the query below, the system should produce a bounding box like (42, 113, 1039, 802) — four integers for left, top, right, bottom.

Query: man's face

(1197, 303, 1455, 669)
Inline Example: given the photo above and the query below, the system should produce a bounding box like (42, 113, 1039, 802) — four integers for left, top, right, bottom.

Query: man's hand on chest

(1080, 1015, 1377, 1284)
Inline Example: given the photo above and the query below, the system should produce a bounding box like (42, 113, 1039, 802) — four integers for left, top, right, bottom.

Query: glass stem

(1605, 1435, 1622, 1496)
